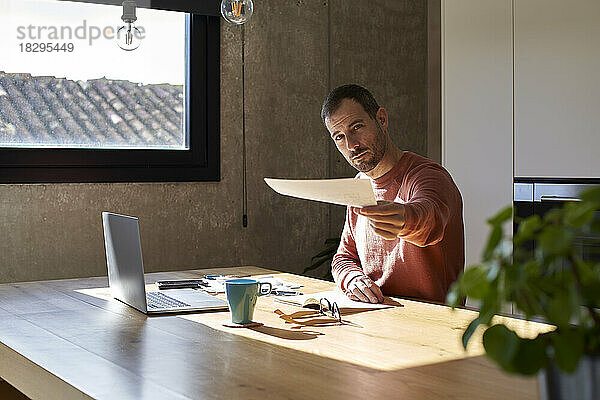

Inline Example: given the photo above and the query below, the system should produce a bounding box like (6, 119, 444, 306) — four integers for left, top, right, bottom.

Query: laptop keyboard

(146, 291, 191, 309)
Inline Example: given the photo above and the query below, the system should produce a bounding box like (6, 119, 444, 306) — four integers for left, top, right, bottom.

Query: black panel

(58, 0, 221, 16)
(514, 177, 600, 184)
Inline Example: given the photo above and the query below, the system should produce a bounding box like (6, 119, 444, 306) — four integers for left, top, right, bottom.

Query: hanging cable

(241, 24, 248, 228)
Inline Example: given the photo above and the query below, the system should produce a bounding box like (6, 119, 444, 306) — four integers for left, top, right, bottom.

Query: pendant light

(220, 0, 254, 25)
(117, 0, 142, 51)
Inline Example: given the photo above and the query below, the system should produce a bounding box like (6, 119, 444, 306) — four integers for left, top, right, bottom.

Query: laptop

(101, 212, 229, 314)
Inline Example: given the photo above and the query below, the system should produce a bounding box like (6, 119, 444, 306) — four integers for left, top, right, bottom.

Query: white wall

(442, 0, 514, 272)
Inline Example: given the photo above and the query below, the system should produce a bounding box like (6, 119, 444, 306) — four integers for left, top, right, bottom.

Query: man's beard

(349, 127, 386, 172)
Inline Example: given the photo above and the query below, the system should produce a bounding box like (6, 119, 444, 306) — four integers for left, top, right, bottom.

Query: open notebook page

(273, 290, 393, 310)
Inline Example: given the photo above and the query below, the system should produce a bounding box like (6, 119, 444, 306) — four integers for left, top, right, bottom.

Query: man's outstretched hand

(353, 200, 406, 240)
(344, 275, 385, 303)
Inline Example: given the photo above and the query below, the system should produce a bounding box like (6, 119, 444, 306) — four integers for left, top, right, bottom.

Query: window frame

(0, 13, 220, 183)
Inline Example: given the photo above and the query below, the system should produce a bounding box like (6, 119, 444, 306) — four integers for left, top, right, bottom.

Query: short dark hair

(321, 84, 380, 124)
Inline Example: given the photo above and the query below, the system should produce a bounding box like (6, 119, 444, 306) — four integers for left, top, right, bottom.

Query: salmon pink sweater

(332, 152, 465, 303)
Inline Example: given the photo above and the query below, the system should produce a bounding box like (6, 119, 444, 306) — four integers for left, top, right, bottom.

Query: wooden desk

(0, 266, 550, 400)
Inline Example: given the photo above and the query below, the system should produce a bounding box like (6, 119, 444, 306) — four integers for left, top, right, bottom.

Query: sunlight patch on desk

(178, 292, 552, 371)
(74, 272, 553, 373)
(76, 287, 113, 300)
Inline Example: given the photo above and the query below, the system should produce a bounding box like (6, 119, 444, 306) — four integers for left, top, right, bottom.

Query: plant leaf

(510, 335, 548, 375)
(538, 226, 574, 257)
(543, 208, 563, 224)
(460, 266, 490, 300)
(487, 206, 513, 226)
(324, 238, 340, 245)
(551, 328, 584, 373)
(462, 316, 482, 349)
(462, 296, 498, 349)
(576, 260, 600, 308)
(482, 225, 502, 261)
(580, 187, 600, 203)
(445, 282, 461, 307)
(564, 201, 598, 228)
(311, 247, 336, 260)
(514, 215, 542, 244)
(581, 280, 600, 308)
(303, 256, 332, 274)
(306, 237, 340, 278)
(483, 324, 519, 369)
(478, 290, 499, 326)
(513, 288, 539, 318)
(486, 260, 501, 281)
(591, 218, 600, 234)
(546, 292, 571, 328)
(461, 294, 499, 349)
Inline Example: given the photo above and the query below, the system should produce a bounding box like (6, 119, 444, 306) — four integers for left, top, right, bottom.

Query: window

(0, 0, 219, 182)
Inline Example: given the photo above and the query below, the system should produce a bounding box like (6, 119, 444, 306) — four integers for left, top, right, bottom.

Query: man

(322, 84, 464, 303)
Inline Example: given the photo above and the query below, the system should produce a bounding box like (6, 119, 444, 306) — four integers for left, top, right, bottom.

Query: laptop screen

(102, 212, 149, 313)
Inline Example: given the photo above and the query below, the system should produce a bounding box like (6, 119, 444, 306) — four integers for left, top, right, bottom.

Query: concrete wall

(0, 0, 428, 283)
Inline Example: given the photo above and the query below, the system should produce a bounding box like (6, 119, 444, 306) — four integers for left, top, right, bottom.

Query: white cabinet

(443, 0, 600, 274)
(442, 0, 513, 270)
(514, 0, 600, 178)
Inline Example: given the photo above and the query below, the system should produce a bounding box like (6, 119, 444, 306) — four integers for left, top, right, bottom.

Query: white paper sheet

(264, 177, 377, 207)
(273, 290, 393, 310)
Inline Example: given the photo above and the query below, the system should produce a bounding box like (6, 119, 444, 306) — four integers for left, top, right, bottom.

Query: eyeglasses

(319, 298, 341, 323)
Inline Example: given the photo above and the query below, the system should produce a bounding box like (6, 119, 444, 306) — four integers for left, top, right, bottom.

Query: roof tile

(0, 72, 184, 148)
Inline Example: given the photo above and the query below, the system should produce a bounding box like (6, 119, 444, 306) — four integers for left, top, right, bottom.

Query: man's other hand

(353, 200, 406, 240)
(344, 275, 384, 303)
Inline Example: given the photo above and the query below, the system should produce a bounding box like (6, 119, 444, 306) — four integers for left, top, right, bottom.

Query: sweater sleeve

(396, 165, 459, 247)
(331, 208, 365, 291)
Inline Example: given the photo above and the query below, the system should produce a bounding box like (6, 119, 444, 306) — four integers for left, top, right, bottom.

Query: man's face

(325, 99, 387, 173)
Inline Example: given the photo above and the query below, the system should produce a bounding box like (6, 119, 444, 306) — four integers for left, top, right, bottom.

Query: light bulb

(117, 1, 141, 51)
(221, 0, 253, 25)
(117, 22, 142, 51)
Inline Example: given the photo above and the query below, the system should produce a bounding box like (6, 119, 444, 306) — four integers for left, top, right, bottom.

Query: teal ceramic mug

(225, 279, 272, 324)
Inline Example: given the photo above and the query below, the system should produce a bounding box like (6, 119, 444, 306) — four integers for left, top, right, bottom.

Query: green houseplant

(303, 237, 338, 281)
(447, 187, 600, 399)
